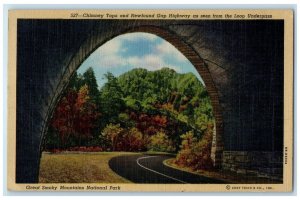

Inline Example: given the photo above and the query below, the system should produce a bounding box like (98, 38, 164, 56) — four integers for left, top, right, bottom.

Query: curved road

(109, 154, 226, 184)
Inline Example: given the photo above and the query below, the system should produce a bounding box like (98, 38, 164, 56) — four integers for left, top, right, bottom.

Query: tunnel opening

(14, 19, 286, 185)
(39, 29, 223, 183)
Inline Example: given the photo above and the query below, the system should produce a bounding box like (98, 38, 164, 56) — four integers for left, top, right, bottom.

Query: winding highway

(108, 154, 226, 184)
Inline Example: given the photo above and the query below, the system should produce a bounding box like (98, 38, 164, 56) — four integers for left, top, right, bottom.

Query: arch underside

(16, 20, 283, 183)
(45, 25, 224, 166)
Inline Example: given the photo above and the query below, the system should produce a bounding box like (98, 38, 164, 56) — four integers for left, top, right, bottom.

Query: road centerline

(136, 156, 188, 184)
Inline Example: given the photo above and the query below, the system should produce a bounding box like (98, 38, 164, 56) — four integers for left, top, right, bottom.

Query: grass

(39, 151, 139, 183)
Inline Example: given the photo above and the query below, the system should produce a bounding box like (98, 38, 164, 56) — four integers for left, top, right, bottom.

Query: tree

(147, 131, 175, 152)
(50, 85, 100, 147)
(100, 72, 125, 123)
(68, 72, 79, 91)
(46, 66, 215, 159)
(118, 112, 135, 128)
(68, 72, 85, 92)
(51, 89, 78, 146)
(100, 124, 147, 151)
(175, 129, 214, 170)
(82, 67, 100, 103)
(123, 127, 146, 151)
(101, 124, 125, 151)
(74, 85, 100, 143)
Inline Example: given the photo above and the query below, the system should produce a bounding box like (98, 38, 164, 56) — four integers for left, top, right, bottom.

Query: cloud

(78, 32, 206, 87)
(125, 54, 182, 72)
(126, 55, 163, 68)
(81, 33, 187, 73)
(82, 38, 123, 68)
(119, 32, 158, 42)
(94, 38, 121, 56)
(155, 41, 187, 62)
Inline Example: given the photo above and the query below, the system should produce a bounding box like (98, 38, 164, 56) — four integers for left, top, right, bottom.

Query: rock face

(16, 19, 283, 183)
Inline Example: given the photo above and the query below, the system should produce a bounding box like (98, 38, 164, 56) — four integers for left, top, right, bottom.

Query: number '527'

(71, 13, 78, 17)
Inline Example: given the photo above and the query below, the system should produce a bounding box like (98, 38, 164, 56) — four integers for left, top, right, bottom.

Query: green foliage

(100, 72, 125, 123)
(46, 67, 216, 171)
(147, 131, 175, 152)
(118, 68, 213, 131)
(68, 72, 84, 91)
(82, 67, 100, 103)
(118, 113, 135, 128)
(123, 96, 142, 111)
(101, 123, 125, 151)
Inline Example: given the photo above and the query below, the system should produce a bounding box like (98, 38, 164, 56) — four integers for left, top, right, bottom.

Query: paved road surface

(108, 154, 226, 184)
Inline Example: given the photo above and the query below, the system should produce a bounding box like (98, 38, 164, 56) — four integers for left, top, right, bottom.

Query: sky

(77, 32, 204, 88)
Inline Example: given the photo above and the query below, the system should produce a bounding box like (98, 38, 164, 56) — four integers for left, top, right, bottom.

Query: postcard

(7, 9, 294, 192)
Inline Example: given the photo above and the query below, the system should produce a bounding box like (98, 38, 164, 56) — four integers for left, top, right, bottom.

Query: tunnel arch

(15, 19, 284, 184)
(41, 25, 224, 170)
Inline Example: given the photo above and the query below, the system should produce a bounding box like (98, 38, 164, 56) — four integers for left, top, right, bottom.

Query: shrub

(147, 131, 175, 152)
(175, 126, 214, 170)
(101, 124, 147, 151)
(101, 124, 125, 151)
(122, 127, 146, 151)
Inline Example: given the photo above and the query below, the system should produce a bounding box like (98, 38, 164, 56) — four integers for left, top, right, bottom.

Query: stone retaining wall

(222, 151, 283, 181)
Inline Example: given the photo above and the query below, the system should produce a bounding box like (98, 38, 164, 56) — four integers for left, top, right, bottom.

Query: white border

(1, 1, 299, 199)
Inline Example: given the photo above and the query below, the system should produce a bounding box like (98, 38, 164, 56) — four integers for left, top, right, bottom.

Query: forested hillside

(44, 67, 215, 170)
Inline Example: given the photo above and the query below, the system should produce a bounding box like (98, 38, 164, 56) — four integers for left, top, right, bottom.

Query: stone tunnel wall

(16, 19, 284, 182)
(222, 151, 283, 181)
